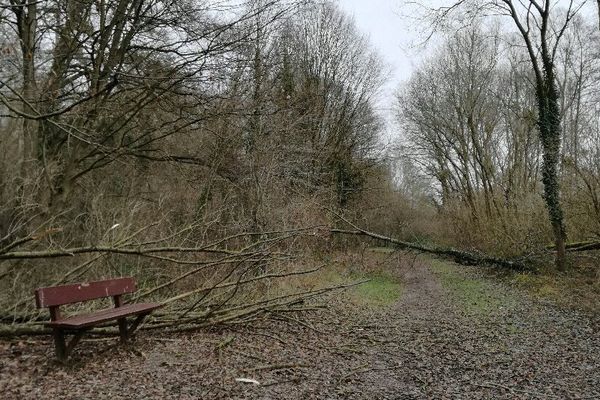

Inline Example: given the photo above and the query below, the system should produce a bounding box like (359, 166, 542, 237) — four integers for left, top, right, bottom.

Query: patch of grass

(511, 271, 600, 312)
(351, 274, 402, 307)
(512, 273, 563, 302)
(429, 258, 516, 317)
(367, 247, 397, 254)
(283, 251, 404, 309)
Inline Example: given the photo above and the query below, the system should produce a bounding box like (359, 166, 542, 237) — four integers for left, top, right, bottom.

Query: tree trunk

(14, 1, 39, 184)
(537, 71, 567, 271)
(597, 0, 600, 31)
(330, 227, 533, 272)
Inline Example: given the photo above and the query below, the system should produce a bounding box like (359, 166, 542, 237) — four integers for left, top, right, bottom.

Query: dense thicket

(0, 0, 386, 323)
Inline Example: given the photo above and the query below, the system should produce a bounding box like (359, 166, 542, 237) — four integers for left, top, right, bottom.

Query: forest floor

(1, 251, 599, 399)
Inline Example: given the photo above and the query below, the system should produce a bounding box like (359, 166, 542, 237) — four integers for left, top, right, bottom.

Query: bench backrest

(35, 277, 136, 308)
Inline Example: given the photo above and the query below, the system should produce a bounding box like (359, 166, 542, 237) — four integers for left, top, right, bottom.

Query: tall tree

(282, 1, 384, 206)
(398, 26, 505, 220)
(422, 0, 587, 270)
(596, 0, 600, 30)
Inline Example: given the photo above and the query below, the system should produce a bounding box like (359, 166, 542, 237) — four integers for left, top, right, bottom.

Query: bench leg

(53, 329, 88, 362)
(53, 328, 67, 362)
(117, 318, 128, 343)
(127, 313, 149, 337)
(66, 330, 86, 357)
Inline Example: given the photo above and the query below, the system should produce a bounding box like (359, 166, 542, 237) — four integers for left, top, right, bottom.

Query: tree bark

(12, 1, 39, 182)
(330, 227, 533, 272)
(537, 49, 567, 272)
(501, 0, 568, 271)
(597, 0, 600, 31)
(538, 97, 567, 271)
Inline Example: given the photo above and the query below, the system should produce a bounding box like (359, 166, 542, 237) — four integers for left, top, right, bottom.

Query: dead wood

(154, 280, 369, 333)
(0, 277, 368, 337)
(546, 241, 600, 252)
(0, 244, 257, 260)
(0, 226, 321, 261)
(244, 363, 311, 372)
(160, 264, 326, 305)
(0, 224, 359, 337)
(330, 226, 533, 272)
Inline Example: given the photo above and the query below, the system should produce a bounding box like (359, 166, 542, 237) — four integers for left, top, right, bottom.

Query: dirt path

(2, 257, 599, 399)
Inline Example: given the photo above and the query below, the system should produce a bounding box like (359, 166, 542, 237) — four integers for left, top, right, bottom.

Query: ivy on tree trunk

(537, 67, 567, 271)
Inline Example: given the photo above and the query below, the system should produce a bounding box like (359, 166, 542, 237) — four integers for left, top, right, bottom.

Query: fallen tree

(546, 241, 600, 253)
(330, 215, 534, 272)
(0, 279, 366, 338)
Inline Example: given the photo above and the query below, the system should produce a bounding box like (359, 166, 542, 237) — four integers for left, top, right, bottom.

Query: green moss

(429, 258, 516, 316)
(512, 273, 562, 300)
(352, 274, 402, 307)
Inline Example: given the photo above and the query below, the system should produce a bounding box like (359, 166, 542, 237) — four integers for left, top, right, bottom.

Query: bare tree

(398, 26, 508, 221)
(280, 1, 385, 206)
(0, 0, 401, 334)
(415, 0, 589, 270)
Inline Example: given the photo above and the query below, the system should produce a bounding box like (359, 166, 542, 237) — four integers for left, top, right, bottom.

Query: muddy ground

(1, 255, 599, 399)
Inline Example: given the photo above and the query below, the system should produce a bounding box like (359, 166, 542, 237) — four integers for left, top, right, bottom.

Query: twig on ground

(244, 363, 311, 372)
(261, 377, 303, 387)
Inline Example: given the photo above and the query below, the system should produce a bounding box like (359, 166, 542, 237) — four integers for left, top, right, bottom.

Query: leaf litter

(1, 258, 598, 399)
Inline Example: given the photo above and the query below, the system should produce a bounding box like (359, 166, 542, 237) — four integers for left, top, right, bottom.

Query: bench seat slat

(47, 303, 161, 328)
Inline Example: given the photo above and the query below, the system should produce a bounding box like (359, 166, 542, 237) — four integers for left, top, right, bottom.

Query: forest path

(2, 255, 599, 399)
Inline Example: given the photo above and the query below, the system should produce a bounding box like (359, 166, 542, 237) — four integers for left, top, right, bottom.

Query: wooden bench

(34, 277, 161, 361)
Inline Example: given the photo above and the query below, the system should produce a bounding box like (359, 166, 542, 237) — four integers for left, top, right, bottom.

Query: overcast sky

(338, 1, 421, 91)
(336, 0, 597, 139)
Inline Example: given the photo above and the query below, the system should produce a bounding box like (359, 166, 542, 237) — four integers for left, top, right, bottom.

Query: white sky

(338, 0, 423, 95)
(336, 0, 597, 141)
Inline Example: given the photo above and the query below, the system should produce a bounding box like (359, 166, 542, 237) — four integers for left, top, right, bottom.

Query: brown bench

(34, 277, 161, 361)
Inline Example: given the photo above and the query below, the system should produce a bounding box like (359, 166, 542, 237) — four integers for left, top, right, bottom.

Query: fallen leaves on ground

(1, 259, 599, 399)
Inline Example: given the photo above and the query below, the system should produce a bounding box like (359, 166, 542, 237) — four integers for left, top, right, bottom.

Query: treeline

(0, 0, 388, 321)
(395, 13, 600, 264)
(0, 0, 384, 228)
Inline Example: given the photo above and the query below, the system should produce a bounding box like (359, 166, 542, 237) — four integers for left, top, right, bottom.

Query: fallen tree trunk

(546, 241, 600, 252)
(330, 227, 534, 272)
